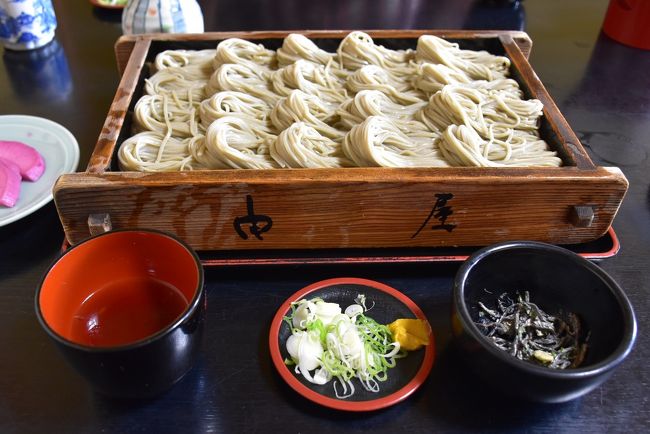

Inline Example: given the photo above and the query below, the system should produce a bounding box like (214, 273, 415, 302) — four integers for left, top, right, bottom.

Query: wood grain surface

(54, 166, 627, 249)
(56, 30, 627, 250)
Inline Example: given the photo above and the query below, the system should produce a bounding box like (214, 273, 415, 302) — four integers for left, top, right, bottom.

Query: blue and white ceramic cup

(0, 0, 57, 50)
(122, 0, 204, 35)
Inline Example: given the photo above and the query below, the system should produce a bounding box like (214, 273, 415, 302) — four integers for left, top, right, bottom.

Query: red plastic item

(603, 0, 650, 50)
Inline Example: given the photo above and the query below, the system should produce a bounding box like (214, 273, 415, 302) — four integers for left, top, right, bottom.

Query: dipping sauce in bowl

(36, 229, 205, 398)
(69, 275, 189, 347)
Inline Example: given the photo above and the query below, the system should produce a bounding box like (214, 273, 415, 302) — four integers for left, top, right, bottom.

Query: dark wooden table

(1, 0, 648, 432)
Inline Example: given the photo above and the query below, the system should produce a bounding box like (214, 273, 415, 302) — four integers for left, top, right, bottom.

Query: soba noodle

(271, 122, 352, 168)
(342, 116, 448, 167)
(271, 90, 345, 139)
(120, 31, 560, 171)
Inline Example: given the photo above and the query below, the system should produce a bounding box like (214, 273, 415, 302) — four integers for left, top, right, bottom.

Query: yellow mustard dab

(388, 319, 430, 351)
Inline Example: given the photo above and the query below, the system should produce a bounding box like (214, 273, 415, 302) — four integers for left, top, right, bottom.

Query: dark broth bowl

(35, 229, 205, 399)
(452, 241, 636, 403)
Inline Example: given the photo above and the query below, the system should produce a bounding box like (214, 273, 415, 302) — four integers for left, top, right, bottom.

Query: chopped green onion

(284, 294, 404, 399)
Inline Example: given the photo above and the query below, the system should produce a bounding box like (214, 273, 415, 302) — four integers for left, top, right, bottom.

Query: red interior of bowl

(38, 231, 200, 347)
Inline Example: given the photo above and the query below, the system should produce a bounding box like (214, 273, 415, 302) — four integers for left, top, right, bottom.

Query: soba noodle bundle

(118, 131, 200, 172)
(337, 31, 415, 77)
(277, 33, 337, 68)
(342, 116, 448, 167)
(417, 84, 485, 133)
(134, 94, 202, 138)
(145, 67, 207, 102)
(346, 65, 426, 105)
(470, 78, 523, 98)
(271, 60, 348, 112)
(205, 63, 280, 105)
(212, 38, 276, 72)
(337, 90, 428, 131)
(417, 84, 544, 140)
(437, 124, 561, 167)
(199, 91, 271, 129)
(271, 122, 352, 168)
(154, 49, 216, 78)
(416, 35, 510, 81)
(198, 116, 278, 169)
(413, 63, 472, 95)
(271, 90, 345, 139)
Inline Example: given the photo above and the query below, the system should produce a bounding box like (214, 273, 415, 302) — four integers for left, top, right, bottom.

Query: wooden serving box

(53, 30, 628, 251)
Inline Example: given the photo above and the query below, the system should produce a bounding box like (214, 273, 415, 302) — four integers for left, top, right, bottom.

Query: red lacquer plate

(202, 227, 620, 267)
(62, 228, 619, 267)
(269, 277, 435, 412)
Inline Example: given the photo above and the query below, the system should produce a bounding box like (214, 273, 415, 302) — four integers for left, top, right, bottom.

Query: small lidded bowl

(452, 241, 636, 403)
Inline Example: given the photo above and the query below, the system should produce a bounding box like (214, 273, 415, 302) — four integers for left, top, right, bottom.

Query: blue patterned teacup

(0, 0, 57, 50)
(122, 0, 204, 35)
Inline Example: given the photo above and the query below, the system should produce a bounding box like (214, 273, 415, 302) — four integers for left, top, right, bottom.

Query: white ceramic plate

(0, 115, 79, 226)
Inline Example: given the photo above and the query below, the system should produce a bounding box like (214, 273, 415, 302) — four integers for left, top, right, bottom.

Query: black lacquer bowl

(36, 229, 205, 399)
(452, 241, 637, 403)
